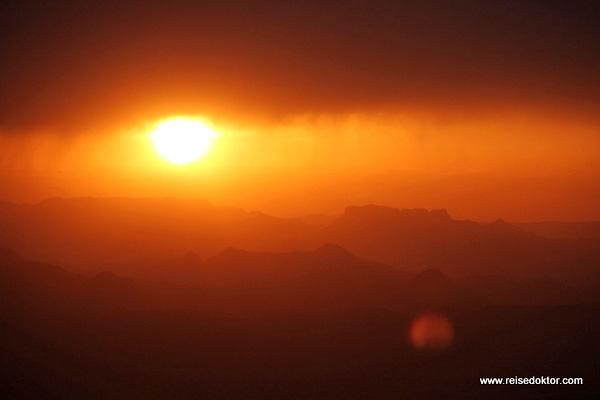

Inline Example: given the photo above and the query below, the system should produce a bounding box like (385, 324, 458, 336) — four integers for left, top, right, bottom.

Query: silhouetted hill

(312, 242, 358, 261)
(294, 213, 339, 227)
(206, 243, 399, 277)
(517, 221, 600, 239)
(317, 205, 600, 286)
(1, 246, 600, 399)
(0, 257, 137, 315)
(483, 218, 533, 237)
(410, 268, 452, 287)
(0, 248, 21, 266)
(142, 245, 491, 313)
(319, 205, 490, 267)
(430, 235, 600, 285)
(401, 269, 483, 311)
(2, 198, 600, 287)
(0, 197, 310, 268)
(190, 244, 411, 311)
(459, 274, 600, 305)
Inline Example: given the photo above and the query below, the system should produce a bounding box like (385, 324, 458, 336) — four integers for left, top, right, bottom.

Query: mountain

(1, 201, 600, 399)
(0, 250, 137, 315)
(0, 197, 310, 268)
(1, 249, 599, 399)
(2, 198, 600, 286)
(315, 205, 600, 285)
(294, 213, 339, 228)
(204, 243, 405, 286)
(517, 221, 600, 239)
(317, 205, 481, 267)
(158, 244, 412, 312)
(459, 274, 600, 305)
(147, 245, 492, 312)
(483, 218, 533, 237)
(0, 248, 21, 266)
(400, 269, 483, 311)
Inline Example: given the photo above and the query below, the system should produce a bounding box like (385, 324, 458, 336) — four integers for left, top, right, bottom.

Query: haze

(1, 0, 599, 221)
(1, 2, 600, 399)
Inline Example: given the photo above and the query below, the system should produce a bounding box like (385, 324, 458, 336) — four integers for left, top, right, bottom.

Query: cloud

(0, 0, 598, 133)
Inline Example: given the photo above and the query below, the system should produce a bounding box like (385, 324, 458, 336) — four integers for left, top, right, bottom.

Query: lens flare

(410, 312, 455, 351)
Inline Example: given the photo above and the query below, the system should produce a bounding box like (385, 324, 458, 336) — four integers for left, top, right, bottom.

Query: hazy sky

(1, 1, 599, 221)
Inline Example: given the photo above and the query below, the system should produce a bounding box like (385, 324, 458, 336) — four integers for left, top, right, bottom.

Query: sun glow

(150, 118, 217, 164)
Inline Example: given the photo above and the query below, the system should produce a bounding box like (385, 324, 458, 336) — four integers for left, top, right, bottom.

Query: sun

(150, 118, 217, 164)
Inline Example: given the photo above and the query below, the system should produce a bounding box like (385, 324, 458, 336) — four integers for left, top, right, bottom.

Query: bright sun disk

(150, 118, 216, 164)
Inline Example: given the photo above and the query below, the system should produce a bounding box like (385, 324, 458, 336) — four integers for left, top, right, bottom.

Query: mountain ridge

(1, 197, 599, 286)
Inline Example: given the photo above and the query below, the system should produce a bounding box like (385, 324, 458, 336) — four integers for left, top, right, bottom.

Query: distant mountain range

(1, 239, 599, 399)
(1, 197, 599, 286)
(516, 221, 600, 239)
(0, 249, 136, 319)
(0, 197, 309, 266)
(2, 243, 598, 316)
(305, 205, 600, 285)
(0, 245, 455, 313)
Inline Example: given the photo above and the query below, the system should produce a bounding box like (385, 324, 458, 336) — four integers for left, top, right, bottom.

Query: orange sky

(1, 109, 598, 222)
(0, 1, 599, 222)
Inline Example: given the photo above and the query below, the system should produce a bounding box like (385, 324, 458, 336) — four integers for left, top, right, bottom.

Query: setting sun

(150, 118, 217, 164)
(2, 2, 600, 398)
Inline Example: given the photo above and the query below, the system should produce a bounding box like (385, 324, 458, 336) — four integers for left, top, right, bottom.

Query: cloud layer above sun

(0, 1, 598, 132)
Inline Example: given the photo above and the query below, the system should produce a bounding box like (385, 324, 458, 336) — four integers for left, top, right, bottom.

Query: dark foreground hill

(6, 242, 594, 316)
(3, 306, 600, 400)
(0, 256, 137, 316)
(517, 221, 600, 239)
(1, 245, 479, 313)
(1, 247, 599, 399)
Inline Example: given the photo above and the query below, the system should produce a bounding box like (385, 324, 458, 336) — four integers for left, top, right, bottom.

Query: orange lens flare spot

(410, 312, 455, 351)
(150, 118, 217, 164)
